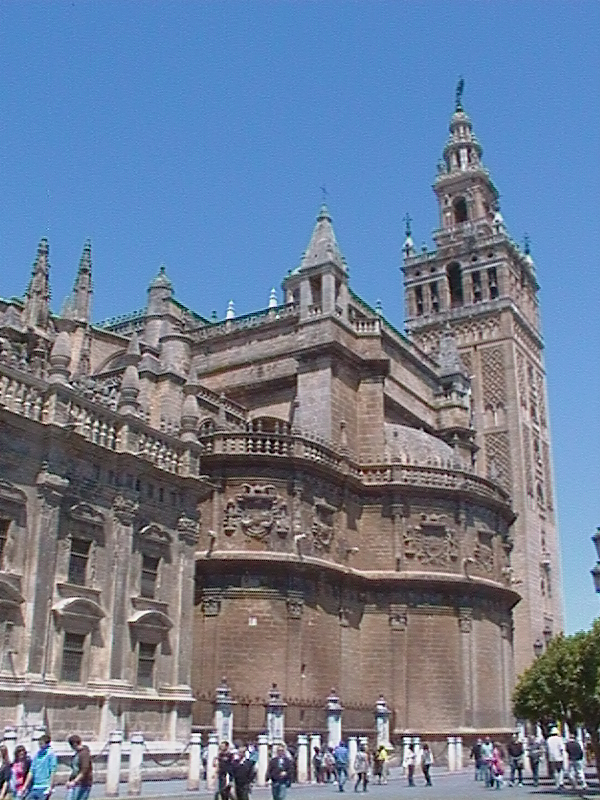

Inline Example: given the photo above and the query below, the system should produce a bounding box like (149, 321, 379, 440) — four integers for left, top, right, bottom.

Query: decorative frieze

(403, 514, 458, 567)
(177, 515, 200, 546)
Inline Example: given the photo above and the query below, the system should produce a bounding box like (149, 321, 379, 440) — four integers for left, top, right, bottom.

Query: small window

(430, 282, 439, 312)
(453, 197, 468, 224)
(472, 271, 482, 302)
(488, 267, 498, 299)
(448, 262, 463, 307)
(415, 286, 424, 315)
(137, 642, 157, 688)
(141, 554, 159, 599)
(68, 538, 91, 585)
(0, 519, 9, 567)
(61, 632, 85, 683)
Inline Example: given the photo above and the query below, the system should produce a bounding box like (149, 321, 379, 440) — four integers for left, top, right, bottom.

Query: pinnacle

(299, 203, 345, 272)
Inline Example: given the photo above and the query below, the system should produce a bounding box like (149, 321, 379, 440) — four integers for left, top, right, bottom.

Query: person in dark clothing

(507, 734, 524, 786)
(66, 735, 93, 800)
(527, 736, 542, 787)
(214, 741, 232, 800)
(266, 744, 293, 800)
(470, 739, 483, 781)
(229, 743, 255, 800)
(0, 747, 12, 799)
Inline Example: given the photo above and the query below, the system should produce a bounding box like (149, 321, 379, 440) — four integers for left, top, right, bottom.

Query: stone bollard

(309, 733, 321, 782)
(206, 732, 219, 792)
(348, 736, 357, 779)
(3, 727, 17, 762)
(187, 731, 202, 791)
(128, 732, 144, 795)
(402, 736, 412, 772)
(257, 733, 269, 787)
(412, 735, 421, 768)
(447, 736, 456, 772)
(296, 734, 309, 783)
(106, 730, 123, 797)
(326, 689, 343, 748)
(455, 736, 463, 770)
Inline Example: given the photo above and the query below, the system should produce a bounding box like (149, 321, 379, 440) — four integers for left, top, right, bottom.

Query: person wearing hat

(546, 727, 565, 789)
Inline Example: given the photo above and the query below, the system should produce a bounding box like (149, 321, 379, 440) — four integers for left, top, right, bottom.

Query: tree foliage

(513, 619, 600, 776)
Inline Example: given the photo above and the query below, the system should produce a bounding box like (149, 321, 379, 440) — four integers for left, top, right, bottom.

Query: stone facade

(0, 93, 560, 745)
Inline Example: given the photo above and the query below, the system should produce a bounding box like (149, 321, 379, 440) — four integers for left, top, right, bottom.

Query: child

(491, 743, 505, 789)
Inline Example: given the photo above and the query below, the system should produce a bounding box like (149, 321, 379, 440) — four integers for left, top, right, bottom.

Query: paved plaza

(84, 768, 599, 800)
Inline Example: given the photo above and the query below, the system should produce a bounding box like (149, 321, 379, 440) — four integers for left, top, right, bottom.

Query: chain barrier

(141, 740, 191, 768)
(91, 741, 111, 762)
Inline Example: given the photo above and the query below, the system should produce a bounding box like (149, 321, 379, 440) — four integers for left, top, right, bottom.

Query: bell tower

(403, 81, 564, 676)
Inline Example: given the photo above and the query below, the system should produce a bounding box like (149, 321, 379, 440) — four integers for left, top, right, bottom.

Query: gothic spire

(23, 238, 51, 329)
(63, 240, 93, 323)
(299, 203, 346, 272)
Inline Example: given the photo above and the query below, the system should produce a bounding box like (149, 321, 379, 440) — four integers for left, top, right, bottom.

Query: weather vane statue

(455, 77, 465, 111)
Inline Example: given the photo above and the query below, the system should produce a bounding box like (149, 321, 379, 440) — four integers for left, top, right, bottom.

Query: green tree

(513, 620, 600, 778)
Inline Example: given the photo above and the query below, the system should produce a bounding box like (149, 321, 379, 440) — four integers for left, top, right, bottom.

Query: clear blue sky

(0, 2, 598, 634)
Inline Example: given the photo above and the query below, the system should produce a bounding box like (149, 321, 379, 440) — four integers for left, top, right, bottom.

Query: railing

(190, 302, 299, 341)
(0, 371, 45, 420)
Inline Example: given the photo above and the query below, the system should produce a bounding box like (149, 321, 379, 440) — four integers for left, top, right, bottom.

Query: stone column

(447, 736, 456, 772)
(296, 734, 309, 783)
(413, 735, 421, 767)
(214, 679, 235, 744)
(187, 731, 202, 791)
(2, 727, 16, 762)
(389, 604, 408, 730)
(257, 733, 269, 787)
(402, 735, 412, 771)
(310, 734, 321, 782)
(499, 620, 513, 728)
(326, 689, 343, 748)
(27, 469, 69, 675)
(348, 736, 357, 780)
(375, 695, 391, 747)
(265, 683, 286, 745)
(106, 730, 123, 797)
(455, 736, 463, 769)
(206, 732, 219, 792)
(110, 494, 138, 679)
(128, 732, 144, 795)
(458, 608, 474, 727)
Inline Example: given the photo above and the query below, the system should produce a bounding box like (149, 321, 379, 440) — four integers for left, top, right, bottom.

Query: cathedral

(0, 89, 562, 747)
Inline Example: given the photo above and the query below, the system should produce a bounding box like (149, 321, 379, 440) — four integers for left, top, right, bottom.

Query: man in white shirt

(546, 727, 565, 789)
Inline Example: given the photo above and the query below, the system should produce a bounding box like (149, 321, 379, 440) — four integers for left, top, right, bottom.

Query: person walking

(491, 743, 505, 789)
(229, 742, 255, 800)
(546, 727, 565, 790)
(527, 734, 543, 787)
(470, 738, 483, 781)
(421, 743, 433, 786)
(312, 746, 324, 783)
(266, 744, 293, 800)
(333, 740, 349, 792)
(353, 744, 369, 793)
(507, 733, 524, 786)
(565, 733, 587, 791)
(0, 744, 31, 800)
(0, 747, 12, 800)
(214, 740, 232, 800)
(403, 743, 416, 787)
(480, 736, 494, 787)
(65, 735, 93, 800)
(22, 734, 57, 800)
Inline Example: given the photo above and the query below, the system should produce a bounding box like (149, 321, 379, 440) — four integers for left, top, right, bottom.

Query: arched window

(447, 262, 463, 307)
(453, 196, 468, 224)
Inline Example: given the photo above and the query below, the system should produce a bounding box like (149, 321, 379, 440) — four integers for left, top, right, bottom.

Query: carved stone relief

(223, 484, 290, 541)
(473, 530, 494, 574)
(403, 514, 458, 567)
(311, 497, 336, 551)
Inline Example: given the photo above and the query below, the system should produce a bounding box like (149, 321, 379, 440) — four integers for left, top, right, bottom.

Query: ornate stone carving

(112, 494, 138, 525)
(0, 480, 27, 508)
(338, 607, 350, 627)
(473, 530, 494, 574)
(312, 497, 336, 551)
(68, 501, 105, 527)
(403, 514, 458, 567)
(177, 515, 200, 546)
(201, 593, 221, 617)
(223, 484, 290, 541)
(389, 607, 408, 630)
(138, 522, 171, 545)
(458, 608, 473, 633)
(286, 596, 303, 619)
(69, 375, 121, 411)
